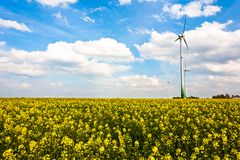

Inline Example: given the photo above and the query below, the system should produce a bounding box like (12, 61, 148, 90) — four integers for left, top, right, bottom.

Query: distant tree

(232, 95, 240, 99)
(187, 96, 199, 99)
(212, 94, 224, 99)
(212, 94, 240, 99)
(226, 94, 230, 98)
(172, 96, 199, 99)
(173, 97, 181, 99)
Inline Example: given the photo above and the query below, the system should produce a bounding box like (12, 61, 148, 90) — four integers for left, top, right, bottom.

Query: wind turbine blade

(183, 15, 187, 33)
(183, 37, 189, 49)
(175, 37, 180, 42)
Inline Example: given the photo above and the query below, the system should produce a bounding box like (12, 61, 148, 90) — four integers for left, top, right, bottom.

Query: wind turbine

(166, 77, 170, 98)
(175, 16, 189, 99)
(184, 63, 190, 98)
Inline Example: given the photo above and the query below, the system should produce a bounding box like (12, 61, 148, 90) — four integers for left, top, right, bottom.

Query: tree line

(212, 94, 240, 99)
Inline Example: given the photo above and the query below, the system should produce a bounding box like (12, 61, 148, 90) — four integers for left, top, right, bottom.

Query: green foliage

(0, 98, 240, 159)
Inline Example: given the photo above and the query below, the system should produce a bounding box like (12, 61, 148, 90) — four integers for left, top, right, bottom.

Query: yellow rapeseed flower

(152, 146, 158, 154)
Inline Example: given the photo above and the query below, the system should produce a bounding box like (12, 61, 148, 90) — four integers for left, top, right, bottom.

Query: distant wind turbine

(166, 77, 170, 98)
(184, 63, 190, 98)
(175, 16, 189, 99)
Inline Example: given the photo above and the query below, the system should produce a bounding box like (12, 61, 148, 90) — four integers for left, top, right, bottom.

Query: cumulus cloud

(0, 18, 32, 32)
(119, 0, 132, 5)
(196, 58, 240, 76)
(36, 0, 77, 7)
(135, 31, 178, 62)
(163, 0, 221, 18)
(0, 38, 134, 77)
(0, 61, 46, 76)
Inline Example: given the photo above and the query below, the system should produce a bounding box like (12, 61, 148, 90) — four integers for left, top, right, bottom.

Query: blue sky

(0, 0, 240, 97)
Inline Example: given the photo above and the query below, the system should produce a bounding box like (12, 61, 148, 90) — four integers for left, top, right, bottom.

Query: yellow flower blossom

(152, 146, 158, 154)
(3, 149, 16, 160)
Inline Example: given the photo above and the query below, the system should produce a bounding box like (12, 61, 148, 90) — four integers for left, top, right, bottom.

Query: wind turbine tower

(175, 16, 189, 98)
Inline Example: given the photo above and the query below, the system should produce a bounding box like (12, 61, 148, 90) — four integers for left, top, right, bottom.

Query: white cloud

(118, 18, 128, 23)
(199, 59, 240, 76)
(139, 0, 157, 2)
(0, 38, 134, 77)
(91, 7, 107, 13)
(53, 12, 69, 25)
(36, 0, 77, 7)
(135, 31, 178, 62)
(151, 14, 166, 22)
(119, 0, 132, 5)
(120, 75, 160, 87)
(0, 78, 32, 91)
(82, 75, 164, 97)
(82, 15, 95, 23)
(0, 57, 9, 63)
(0, 41, 6, 47)
(44, 38, 134, 62)
(163, 0, 221, 18)
(0, 18, 32, 32)
(0, 42, 9, 63)
(128, 27, 155, 35)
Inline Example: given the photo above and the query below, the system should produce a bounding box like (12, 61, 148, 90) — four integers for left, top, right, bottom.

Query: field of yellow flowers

(0, 98, 240, 159)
